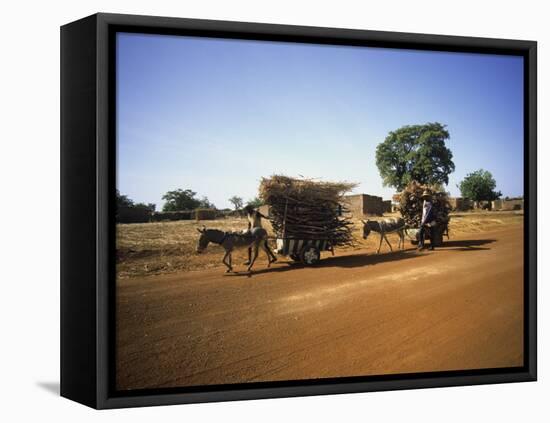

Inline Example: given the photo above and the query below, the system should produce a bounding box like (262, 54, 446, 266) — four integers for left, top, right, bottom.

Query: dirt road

(116, 225, 524, 390)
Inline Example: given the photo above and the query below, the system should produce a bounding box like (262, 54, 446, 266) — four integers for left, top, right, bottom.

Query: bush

(117, 206, 152, 224)
(151, 211, 193, 221)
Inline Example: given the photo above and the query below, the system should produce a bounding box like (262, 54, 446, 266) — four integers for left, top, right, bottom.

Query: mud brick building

(448, 197, 473, 211)
(492, 198, 524, 211)
(344, 194, 385, 216)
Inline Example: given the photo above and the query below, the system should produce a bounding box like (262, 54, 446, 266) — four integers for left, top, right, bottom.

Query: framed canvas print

(60, 13, 537, 409)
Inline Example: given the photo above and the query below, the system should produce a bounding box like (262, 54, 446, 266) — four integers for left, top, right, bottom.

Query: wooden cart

(275, 237, 334, 265)
(405, 220, 449, 247)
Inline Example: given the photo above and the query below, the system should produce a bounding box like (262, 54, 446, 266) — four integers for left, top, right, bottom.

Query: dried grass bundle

(259, 175, 357, 205)
(398, 181, 451, 227)
(259, 175, 357, 247)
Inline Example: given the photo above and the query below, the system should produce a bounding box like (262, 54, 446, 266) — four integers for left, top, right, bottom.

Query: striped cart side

(276, 238, 330, 256)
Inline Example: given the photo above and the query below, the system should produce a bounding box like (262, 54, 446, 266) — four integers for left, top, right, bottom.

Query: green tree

(375, 122, 455, 190)
(116, 189, 134, 208)
(228, 196, 244, 210)
(117, 190, 155, 211)
(162, 189, 201, 211)
(246, 197, 263, 209)
(198, 196, 215, 209)
(458, 169, 502, 201)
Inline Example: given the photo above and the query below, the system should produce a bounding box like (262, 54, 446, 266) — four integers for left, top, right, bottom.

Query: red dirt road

(116, 225, 524, 390)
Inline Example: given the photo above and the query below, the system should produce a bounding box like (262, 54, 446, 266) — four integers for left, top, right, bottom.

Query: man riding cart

(400, 182, 451, 249)
(418, 190, 438, 250)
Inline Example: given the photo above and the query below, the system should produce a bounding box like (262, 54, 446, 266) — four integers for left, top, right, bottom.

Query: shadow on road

(318, 249, 421, 268)
(225, 238, 497, 277)
(226, 248, 421, 277)
(439, 239, 496, 251)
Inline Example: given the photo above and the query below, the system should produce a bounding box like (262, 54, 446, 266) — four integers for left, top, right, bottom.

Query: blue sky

(116, 32, 524, 210)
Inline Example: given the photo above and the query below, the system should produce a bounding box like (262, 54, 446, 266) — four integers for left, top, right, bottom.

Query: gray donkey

(196, 227, 277, 273)
(362, 217, 406, 254)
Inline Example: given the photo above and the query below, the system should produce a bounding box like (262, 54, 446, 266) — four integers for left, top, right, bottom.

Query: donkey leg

(244, 247, 251, 265)
(262, 241, 276, 267)
(247, 243, 260, 272)
(377, 234, 384, 254)
(265, 240, 277, 263)
(222, 251, 232, 273)
(261, 243, 272, 267)
(384, 234, 393, 252)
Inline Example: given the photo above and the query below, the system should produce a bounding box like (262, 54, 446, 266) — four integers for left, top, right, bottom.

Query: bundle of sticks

(259, 175, 357, 247)
(398, 181, 452, 227)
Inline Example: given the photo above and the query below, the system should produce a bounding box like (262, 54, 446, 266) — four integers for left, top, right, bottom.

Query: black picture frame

(61, 12, 537, 409)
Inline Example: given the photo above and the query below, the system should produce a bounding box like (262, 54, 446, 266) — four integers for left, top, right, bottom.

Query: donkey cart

(260, 175, 356, 266)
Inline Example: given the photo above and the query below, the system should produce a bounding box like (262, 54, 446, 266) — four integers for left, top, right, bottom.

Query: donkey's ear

(361, 220, 367, 225)
(196, 228, 202, 233)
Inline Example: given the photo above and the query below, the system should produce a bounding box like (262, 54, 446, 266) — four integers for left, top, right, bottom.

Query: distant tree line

(228, 196, 263, 211)
(116, 190, 156, 212)
(161, 189, 214, 212)
(117, 188, 264, 214)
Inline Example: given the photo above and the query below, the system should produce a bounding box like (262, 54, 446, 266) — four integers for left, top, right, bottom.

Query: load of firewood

(398, 181, 452, 227)
(259, 175, 357, 247)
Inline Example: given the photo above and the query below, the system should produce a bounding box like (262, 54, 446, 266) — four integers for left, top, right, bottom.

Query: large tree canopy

(375, 122, 455, 190)
(458, 169, 501, 201)
(162, 189, 213, 211)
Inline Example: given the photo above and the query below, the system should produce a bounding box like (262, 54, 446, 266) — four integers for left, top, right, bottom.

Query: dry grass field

(116, 210, 523, 278)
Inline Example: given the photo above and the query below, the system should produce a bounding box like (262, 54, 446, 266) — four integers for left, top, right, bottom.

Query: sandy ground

(116, 224, 524, 391)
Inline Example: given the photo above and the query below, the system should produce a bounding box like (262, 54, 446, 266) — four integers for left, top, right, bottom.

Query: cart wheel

(289, 253, 301, 262)
(300, 245, 320, 265)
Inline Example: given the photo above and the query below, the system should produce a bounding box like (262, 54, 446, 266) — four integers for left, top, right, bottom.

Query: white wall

(1, 1, 546, 421)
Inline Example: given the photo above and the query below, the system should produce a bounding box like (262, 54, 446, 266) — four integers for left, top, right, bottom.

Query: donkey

(362, 217, 406, 254)
(196, 227, 277, 273)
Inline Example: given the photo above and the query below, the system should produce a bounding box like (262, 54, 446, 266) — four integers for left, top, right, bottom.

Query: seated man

(418, 190, 436, 251)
